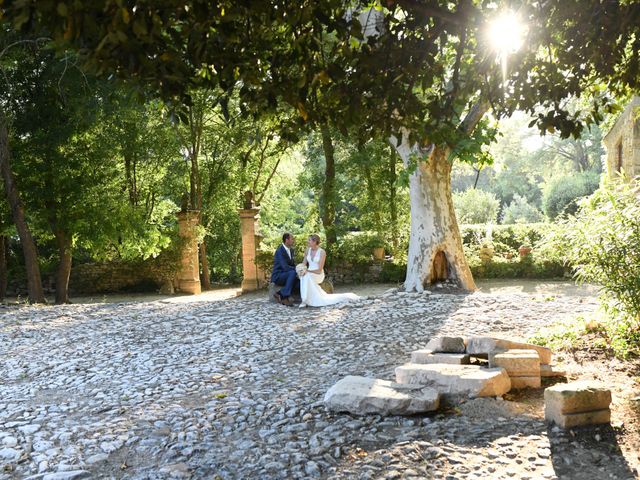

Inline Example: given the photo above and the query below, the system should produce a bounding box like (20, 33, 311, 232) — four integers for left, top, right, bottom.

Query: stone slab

(466, 336, 552, 364)
(395, 364, 511, 400)
(324, 375, 440, 416)
(489, 349, 541, 376)
(425, 336, 466, 354)
(540, 364, 567, 378)
(544, 381, 611, 415)
(545, 408, 611, 428)
(510, 376, 542, 389)
(411, 350, 470, 365)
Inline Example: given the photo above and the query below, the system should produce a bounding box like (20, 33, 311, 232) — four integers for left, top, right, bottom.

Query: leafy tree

(4, 0, 640, 294)
(501, 194, 544, 224)
(542, 171, 600, 220)
(453, 189, 500, 225)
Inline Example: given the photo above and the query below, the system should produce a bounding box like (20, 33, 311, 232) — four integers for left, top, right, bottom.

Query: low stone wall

(259, 260, 390, 286)
(328, 262, 385, 285)
(69, 256, 178, 294)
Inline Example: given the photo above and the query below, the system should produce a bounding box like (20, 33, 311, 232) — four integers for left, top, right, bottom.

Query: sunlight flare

(487, 11, 527, 89)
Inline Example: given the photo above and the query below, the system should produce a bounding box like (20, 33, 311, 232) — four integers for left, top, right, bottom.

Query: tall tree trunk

(388, 151, 399, 253)
(392, 132, 476, 292)
(0, 235, 7, 301)
(54, 229, 72, 304)
(320, 125, 337, 250)
(363, 162, 383, 233)
(0, 111, 45, 303)
(199, 240, 211, 290)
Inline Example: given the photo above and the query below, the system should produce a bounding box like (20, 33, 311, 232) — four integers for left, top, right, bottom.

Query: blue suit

(271, 244, 298, 298)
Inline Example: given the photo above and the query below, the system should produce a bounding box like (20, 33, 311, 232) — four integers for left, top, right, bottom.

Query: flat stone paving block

(466, 336, 552, 364)
(544, 381, 611, 415)
(489, 349, 541, 376)
(324, 375, 440, 416)
(395, 363, 511, 399)
(411, 350, 470, 365)
(545, 408, 611, 428)
(425, 336, 466, 353)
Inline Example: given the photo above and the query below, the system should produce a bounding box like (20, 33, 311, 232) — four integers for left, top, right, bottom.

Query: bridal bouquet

(295, 263, 307, 278)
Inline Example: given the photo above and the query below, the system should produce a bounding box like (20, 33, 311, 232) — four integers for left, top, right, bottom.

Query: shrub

(460, 223, 548, 252)
(542, 171, 600, 220)
(550, 180, 640, 349)
(501, 194, 545, 224)
(379, 261, 407, 283)
(453, 189, 500, 224)
(332, 231, 390, 265)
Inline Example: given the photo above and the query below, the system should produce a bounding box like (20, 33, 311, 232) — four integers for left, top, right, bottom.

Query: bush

(460, 223, 567, 279)
(331, 231, 390, 265)
(547, 179, 640, 356)
(542, 171, 600, 220)
(460, 223, 548, 252)
(379, 261, 407, 283)
(453, 189, 500, 224)
(469, 253, 566, 279)
(501, 194, 545, 224)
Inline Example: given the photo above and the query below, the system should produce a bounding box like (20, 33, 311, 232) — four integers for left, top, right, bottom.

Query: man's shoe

(282, 296, 293, 306)
(273, 293, 283, 304)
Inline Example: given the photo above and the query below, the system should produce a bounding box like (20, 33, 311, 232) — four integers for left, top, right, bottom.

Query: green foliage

(460, 223, 566, 279)
(501, 195, 545, 224)
(453, 190, 500, 225)
(542, 171, 600, 220)
(468, 253, 565, 279)
(379, 261, 406, 284)
(530, 313, 640, 359)
(549, 179, 640, 328)
(460, 224, 548, 252)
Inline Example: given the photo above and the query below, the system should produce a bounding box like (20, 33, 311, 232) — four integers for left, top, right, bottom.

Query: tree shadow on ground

(547, 423, 636, 480)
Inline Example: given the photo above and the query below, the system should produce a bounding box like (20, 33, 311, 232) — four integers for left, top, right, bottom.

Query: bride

(298, 234, 360, 308)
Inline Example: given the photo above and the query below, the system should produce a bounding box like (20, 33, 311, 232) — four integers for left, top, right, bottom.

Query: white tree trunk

(391, 131, 476, 292)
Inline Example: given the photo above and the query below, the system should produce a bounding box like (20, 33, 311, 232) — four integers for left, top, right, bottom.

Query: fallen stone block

(510, 376, 541, 389)
(544, 381, 611, 415)
(540, 364, 567, 378)
(324, 375, 440, 416)
(411, 350, 470, 365)
(466, 336, 552, 364)
(395, 364, 511, 402)
(545, 408, 611, 428)
(489, 349, 540, 376)
(425, 336, 466, 353)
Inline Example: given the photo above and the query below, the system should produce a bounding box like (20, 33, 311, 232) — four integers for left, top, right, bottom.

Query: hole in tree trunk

(431, 251, 449, 282)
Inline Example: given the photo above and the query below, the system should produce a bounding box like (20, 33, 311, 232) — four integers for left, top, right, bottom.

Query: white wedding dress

(300, 248, 360, 307)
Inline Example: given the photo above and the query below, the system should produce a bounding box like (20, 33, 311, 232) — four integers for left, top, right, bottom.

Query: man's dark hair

(282, 232, 292, 243)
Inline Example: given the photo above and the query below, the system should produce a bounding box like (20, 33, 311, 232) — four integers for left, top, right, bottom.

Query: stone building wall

(603, 96, 640, 180)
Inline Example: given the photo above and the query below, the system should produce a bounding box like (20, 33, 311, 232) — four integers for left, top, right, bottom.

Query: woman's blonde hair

(308, 234, 321, 245)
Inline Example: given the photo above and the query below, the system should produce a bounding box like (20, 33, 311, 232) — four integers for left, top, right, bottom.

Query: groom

(271, 233, 299, 306)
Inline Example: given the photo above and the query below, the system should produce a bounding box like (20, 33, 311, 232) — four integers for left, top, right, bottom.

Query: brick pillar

(176, 210, 201, 294)
(239, 207, 264, 292)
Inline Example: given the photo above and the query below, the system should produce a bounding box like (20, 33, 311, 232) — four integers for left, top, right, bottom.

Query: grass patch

(529, 312, 640, 359)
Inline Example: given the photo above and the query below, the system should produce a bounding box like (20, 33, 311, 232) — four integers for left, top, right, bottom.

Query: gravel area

(1, 286, 637, 479)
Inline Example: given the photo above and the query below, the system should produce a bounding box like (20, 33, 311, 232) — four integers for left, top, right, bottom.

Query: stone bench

(268, 278, 334, 303)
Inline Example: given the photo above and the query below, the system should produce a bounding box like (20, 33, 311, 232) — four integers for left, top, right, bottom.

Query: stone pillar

(176, 210, 201, 294)
(239, 191, 265, 292)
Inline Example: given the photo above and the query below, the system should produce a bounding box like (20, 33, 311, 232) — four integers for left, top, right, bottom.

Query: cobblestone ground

(0, 287, 637, 479)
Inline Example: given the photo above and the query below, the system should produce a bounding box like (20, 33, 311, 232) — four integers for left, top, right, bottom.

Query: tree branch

(459, 100, 490, 134)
